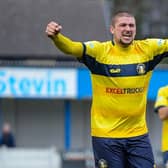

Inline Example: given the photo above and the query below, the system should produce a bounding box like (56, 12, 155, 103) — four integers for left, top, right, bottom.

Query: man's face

(110, 16, 136, 47)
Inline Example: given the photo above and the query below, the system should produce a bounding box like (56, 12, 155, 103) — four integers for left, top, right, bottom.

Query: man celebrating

(46, 11, 168, 168)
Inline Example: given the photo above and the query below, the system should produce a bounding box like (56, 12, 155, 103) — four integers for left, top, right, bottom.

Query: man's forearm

(52, 33, 83, 58)
(158, 106, 168, 120)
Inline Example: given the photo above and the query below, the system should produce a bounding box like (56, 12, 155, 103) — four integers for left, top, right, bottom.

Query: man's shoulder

(159, 85, 168, 92)
(84, 40, 111, 44)
(83, 40, 112, 49)
(134, 38, 165, 45)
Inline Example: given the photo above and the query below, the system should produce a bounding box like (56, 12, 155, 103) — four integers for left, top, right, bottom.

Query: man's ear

(110, 25, 114, 34)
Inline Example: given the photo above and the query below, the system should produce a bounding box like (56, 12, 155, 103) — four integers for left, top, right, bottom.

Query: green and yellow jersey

(52, 34, 168, 138)
(155, 86, 168, 152)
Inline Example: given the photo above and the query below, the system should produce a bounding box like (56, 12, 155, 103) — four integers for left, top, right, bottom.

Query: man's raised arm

(45, 21, 83, 58)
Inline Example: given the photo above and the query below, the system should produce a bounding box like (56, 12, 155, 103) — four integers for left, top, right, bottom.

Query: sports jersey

(82, 39, 168, 138)
(53, 34, 168, 138)
(155, 86, 168, 152)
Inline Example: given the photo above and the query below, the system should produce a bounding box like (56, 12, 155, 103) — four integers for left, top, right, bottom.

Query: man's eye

(120, 24, 126, 27)
(129, 24, 135, 27)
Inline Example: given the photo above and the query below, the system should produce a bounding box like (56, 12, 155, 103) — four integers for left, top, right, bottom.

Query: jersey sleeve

(83, 41, 102, 58)
(52, 33, 83, 58)
(147, 39, 168, 59)
(154, 87, 168, 112)
(79, 41, 103, 66)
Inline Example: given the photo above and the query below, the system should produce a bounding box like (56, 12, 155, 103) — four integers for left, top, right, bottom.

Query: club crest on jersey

(136, 64, 146, 75)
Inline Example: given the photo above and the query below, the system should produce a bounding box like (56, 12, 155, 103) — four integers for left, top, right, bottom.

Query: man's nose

(125, 25, 131, 31)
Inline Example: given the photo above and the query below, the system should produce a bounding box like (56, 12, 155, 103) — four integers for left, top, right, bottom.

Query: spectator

(0, 122, 16, 148)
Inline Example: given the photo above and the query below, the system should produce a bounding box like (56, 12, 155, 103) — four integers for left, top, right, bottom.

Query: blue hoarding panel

(77, 68, 92, 99)
(148, 70, 168, 100)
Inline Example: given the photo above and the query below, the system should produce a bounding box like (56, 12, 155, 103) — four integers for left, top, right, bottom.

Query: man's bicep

(155, 89, 167, 108)
(71, 42, 84, 58)
(150, 39, 168, 56)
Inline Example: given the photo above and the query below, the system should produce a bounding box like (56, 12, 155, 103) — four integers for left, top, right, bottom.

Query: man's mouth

(123, 33, 132, 37)
(122, 33, 132, 40)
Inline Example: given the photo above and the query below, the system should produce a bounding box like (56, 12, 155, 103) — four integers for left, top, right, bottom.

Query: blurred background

(0, 0, 168, 167)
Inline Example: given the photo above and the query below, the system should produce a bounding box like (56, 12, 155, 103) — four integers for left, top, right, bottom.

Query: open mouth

(123, 36, 132, 40)
(123, 33, 132, 37)
(122, 33, 132, 40)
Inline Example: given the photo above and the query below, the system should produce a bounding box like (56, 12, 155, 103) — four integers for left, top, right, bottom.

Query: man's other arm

(158, 106, 168, 121)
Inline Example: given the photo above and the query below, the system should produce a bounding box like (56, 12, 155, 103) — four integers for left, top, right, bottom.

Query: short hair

(111, 11, 135, 26)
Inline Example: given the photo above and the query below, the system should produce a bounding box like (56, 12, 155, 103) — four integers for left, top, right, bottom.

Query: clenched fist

(45, 21, 62, 38)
